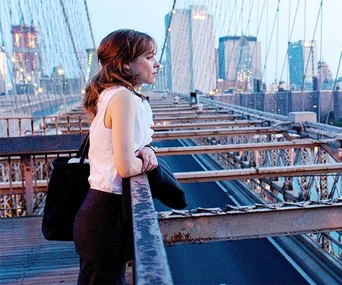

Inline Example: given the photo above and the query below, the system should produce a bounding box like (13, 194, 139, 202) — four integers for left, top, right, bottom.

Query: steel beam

(152, 120, 261, 130)
(159, 200, 342, 244)
(152, 127, 286, 141)
(155, 139, 334, 156)
(27, 120, 260, 134)
(321, 143, 342, 162)
(153, 114, 239, 123)
(0, 134, 87, 156)
(174, 163, 342, 183)
(151, 103, 189, 108)
(153, 110, 226, 116)
(0, 181, 46, 194)
(152, 106, 216, 112)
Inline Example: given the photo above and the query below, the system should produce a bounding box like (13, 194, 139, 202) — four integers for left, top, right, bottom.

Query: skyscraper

(288, 40, 317, 90)
(11, 25, 42, 91)
(318, 60, 332, 83)
(218, 35, 262, 92)
(164, 6, 216, 94)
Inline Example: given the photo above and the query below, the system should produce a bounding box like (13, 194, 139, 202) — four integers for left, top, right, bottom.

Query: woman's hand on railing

(135, 146, 158, 173)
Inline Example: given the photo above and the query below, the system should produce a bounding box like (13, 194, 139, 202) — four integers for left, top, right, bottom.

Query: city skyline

(0, 1, 341, 93)
(157, 5, 330, 94)
(87, 0, 342, 85)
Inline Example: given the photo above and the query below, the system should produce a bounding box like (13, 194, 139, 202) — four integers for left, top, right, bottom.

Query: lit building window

(192, 11, 206, 20)
(14, 33, 20, 47)
(27, 33, 36, 48)
(14, 52, 23, 63)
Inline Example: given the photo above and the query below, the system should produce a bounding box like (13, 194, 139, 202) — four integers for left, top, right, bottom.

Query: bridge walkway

(0, 217, 79, 285)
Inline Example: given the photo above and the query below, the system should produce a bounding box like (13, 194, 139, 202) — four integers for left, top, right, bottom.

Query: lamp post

(57, 67, 64, 94)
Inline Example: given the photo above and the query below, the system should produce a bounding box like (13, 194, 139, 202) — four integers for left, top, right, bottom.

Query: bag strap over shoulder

(76, 133, 90, 163)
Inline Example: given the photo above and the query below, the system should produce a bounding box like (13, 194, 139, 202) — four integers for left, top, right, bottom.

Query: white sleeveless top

(88, 86, 154, 194)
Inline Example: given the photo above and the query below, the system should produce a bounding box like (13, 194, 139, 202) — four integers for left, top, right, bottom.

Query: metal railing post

(129, 174, 174, 285)
(21, 155, 34, 216)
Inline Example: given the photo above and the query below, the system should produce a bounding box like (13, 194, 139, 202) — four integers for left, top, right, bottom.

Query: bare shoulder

(107, 89, 136, 111)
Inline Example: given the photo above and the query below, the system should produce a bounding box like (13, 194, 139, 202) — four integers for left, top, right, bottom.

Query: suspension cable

(232, 0, 255, 92)
(221, 0, 244, 94)
(59, 0, 86, 84)
(278, 0, 300, 87)
(243, 0, 267, 93)
(318, 0, 323, 122)
(83, 0, 96, 49)
(158, 0, 177, 67)
(325, 49, 342, 125)
(300, 0, 322, 96)
(260, 0, 281, 83)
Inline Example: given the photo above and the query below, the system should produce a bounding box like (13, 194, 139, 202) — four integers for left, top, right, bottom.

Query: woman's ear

(123, 63, 131, 71)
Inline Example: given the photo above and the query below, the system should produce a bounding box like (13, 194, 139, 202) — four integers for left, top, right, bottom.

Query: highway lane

(153, 139, 309, 285)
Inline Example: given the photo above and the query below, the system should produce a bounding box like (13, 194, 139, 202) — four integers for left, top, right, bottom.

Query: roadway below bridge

(153, 139, 310, 285)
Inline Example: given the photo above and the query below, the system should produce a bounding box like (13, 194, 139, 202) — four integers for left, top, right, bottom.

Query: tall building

(218, 35, 262, 92)
(318, 60, 332, 83)
(11, 25, 42, 91)
(288, 40, 317, 90)
(165, 6, 216, 94)
(0, 52, 7, 94)
(317, 60, 333, 90)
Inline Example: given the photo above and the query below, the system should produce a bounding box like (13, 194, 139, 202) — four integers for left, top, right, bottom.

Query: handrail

(129, 174, 174, 285)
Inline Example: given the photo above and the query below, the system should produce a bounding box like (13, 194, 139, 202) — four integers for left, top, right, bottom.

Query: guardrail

(128, 175, 174, 285)
(1, 134, 342, 282)
(0, 134, 175, 284)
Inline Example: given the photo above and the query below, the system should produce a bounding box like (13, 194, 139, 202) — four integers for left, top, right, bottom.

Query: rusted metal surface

(321, 143, 342, 162)
(158, 199, 342, 244)
(155, 139, 332, 156)
(152, 127, 285, 141)
(130, 175, 174, 285)
(174, 163, 342, 183)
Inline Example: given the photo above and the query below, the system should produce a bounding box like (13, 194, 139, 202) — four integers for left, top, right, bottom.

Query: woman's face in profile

(127, 49, 160, 87)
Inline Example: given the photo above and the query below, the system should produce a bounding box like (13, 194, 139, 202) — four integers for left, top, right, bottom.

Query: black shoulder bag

(42, 134, 90, 241)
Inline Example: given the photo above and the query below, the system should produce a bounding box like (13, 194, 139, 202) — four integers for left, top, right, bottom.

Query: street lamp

(57, 68, 64, 76)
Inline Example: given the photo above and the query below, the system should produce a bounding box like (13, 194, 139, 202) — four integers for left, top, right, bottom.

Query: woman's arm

(106, 90, 143, 178)
(135, 146, 158, 173)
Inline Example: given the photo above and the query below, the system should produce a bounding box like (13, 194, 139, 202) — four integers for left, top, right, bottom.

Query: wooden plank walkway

(0, 217, 79, 285)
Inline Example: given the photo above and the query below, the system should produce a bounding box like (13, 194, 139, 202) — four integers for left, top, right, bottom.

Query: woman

(73, 29, 160, 285)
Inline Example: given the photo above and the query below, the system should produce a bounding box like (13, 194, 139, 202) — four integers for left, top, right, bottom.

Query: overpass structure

(0, 92, 342, 284)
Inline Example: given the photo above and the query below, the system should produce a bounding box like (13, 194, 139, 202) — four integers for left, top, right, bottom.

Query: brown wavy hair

(84, 29, 156, 119)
